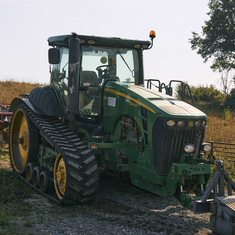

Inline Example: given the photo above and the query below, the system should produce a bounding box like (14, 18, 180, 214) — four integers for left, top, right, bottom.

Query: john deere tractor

(9, 31, 212, 206)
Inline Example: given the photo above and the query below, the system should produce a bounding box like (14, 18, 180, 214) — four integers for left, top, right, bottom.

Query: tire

(53, 147, 99, 203)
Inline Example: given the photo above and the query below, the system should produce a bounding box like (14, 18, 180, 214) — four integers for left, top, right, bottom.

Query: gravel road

(11, 170, 213, 235)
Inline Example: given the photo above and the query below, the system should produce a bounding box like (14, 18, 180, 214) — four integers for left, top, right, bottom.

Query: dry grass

(205, 115, 235, 143)
(1, 80, 235, 143)
(0, 80, 47, 104)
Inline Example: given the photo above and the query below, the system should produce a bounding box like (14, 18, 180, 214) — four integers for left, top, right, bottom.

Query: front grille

(152, 117, 205, 176)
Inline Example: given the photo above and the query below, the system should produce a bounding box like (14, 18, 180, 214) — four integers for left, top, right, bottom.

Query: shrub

(175, 83, 226, 103)
(224, 88, 235, 111)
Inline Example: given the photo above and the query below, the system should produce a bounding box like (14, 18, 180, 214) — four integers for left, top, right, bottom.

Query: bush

(174, 82, 230, 117)
(175, 83, 226, 103)
(224, 88, 235, 111)
(197, 100, 224, 116)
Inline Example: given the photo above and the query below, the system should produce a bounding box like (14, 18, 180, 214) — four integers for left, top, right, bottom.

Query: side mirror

(48, 48, 60, 64)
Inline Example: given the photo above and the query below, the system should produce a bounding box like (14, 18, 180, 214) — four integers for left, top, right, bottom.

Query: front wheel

(52, 144, 99, 203)
(54, 153, 67, 200)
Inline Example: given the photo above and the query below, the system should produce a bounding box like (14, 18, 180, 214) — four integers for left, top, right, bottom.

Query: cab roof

(48, 33, 151, 49)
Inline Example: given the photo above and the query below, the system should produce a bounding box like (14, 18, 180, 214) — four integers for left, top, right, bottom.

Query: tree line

(175, 83, 235, 116)
(187, 0, 235, 114)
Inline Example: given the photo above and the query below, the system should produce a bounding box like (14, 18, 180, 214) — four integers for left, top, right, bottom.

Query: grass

(0, 80, 47, 233)
(22, 219, 33, 228)
(0, 168, 45, 234)
(0, 138, 9, 160)
(205, 115, 235, 143)
(0, 80, 47, 104)
(0, 138, 35, 234)
(203, 114, 235, 180)
(1, 80, 235, 233)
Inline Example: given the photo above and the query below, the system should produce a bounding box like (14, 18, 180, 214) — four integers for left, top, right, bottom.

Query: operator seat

(80, 71, 100, 115)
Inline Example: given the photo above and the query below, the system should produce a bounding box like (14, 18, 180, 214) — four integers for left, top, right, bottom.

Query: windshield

(50, 45, 140, 116)
(81, 46, 139, 84)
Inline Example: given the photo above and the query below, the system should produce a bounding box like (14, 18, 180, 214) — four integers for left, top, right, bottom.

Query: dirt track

(0, 160, 212, 235)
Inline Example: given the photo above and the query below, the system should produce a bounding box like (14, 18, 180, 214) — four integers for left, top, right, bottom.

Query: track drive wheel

(52, 144, 99, 203)
(9, 104, 39, 174)
(54, 153, 67, 200)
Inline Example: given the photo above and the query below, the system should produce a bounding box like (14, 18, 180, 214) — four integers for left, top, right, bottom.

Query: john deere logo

(188, 121, 194, 127)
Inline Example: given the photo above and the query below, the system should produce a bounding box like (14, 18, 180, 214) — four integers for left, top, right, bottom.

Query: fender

(9, 86, 62, 116)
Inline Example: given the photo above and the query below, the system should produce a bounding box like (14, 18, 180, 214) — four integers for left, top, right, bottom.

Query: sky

(0, 0, 223, 89)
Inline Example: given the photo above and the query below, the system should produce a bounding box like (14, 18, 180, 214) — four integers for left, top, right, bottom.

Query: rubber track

(19, 104, 99, 204)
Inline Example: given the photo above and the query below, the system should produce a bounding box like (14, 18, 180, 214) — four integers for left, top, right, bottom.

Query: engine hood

(104, 82, 206, 118)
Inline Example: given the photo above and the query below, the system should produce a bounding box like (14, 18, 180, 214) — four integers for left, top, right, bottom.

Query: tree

(219, 71, 234, 94)
(189, 0, 235, 72)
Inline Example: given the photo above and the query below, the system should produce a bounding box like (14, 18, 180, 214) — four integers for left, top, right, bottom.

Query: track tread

(14, 103, 99, 204)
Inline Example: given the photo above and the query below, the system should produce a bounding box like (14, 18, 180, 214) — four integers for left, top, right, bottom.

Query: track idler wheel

(39, 171, 54, 193)
(9, 104, 39, 174)
(54, 154, 67, 200)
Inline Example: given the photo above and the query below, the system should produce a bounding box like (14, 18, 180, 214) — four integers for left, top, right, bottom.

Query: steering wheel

(96, 64, 110, 80)
(96, 65, 110, 71)
(96, 65, 111, 76)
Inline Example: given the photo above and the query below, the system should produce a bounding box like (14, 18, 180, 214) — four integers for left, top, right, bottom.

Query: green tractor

(9, 31, 212, 206)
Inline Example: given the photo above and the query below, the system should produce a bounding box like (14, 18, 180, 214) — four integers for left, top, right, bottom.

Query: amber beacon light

(149, 30, 156, 39)
(147, 30, 156, 49)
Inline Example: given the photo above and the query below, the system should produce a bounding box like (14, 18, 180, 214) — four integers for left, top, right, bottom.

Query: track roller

(39, 171, 54, 193)
(26, 162, 39, 182)
(32, 166, 47, 188)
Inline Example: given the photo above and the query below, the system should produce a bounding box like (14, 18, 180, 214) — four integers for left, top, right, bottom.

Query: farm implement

(7, 31, 235, 234)
(0, 110, 12, 145)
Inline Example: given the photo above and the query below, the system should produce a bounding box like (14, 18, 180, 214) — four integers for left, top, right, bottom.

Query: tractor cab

(48, 32, 153, 121)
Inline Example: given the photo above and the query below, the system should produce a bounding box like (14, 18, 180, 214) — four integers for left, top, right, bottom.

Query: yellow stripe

(104, 87, 156, 114)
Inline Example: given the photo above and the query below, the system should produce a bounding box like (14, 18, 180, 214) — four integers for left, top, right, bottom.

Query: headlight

(195, 121, 201, 127)
(202, 120, 206, 127)
(203, 144, 212, 152)
(167, 120, 175, 127)
(177, 120, 185, 127)
(184, 144, 195, 153)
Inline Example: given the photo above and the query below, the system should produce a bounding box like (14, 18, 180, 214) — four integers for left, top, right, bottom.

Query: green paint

(38, 145, 58, 171)
(44, 33, 211, 208)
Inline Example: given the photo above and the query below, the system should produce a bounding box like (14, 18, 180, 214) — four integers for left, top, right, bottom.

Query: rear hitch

(190, 160, 235, 235)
